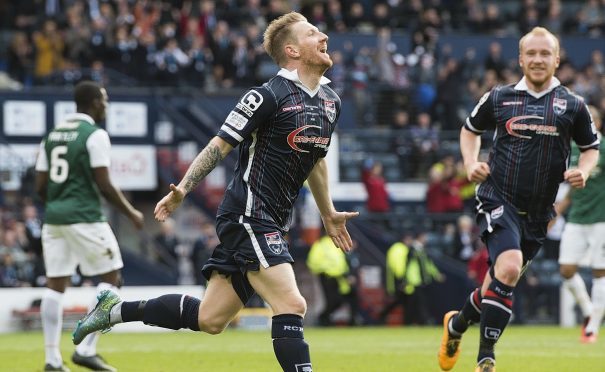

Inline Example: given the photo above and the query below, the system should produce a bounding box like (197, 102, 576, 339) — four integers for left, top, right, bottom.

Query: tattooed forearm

(181, 143, 222, 193)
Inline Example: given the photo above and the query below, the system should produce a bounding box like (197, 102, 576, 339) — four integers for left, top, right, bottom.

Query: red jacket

(362, 169, 390, 212)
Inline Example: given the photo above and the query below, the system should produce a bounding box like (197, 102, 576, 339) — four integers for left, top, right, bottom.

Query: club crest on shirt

(553, 98, 567, 115)
(264, 232, 284, 254)
(491, 205, 504, 219)
(324, 100, 336, 123)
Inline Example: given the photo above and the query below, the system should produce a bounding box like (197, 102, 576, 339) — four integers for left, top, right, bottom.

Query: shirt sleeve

(217, 86, 277, 147)
(572, 102, 600, 152)
(87, 129, 112, 168)
(34, 141, 48, 172)
(464, 90, 495, 134)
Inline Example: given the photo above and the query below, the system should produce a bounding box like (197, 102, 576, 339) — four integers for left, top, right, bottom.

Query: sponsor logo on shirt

(236, 90, 263, 117)
(502, 101, 523, 106)
(225, 111, 248, 130)
(287, 125, 330, 153)
(505, 115, 559, 139)
(282, 105, 303, 112)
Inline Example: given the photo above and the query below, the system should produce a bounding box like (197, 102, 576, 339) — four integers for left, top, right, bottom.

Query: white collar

(277, 68, 331, 97)
(514, 76, 561, 99)
(65, 113, 96, 125)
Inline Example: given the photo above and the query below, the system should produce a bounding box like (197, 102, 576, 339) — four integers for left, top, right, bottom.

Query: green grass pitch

(1, 326, 603, 371)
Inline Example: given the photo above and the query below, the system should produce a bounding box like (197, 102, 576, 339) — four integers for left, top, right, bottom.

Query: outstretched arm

(93, 167, 144, 229)
(154, 136, 233, 221)
(307, 158, 359, 252)
(460, 127, 490, 183)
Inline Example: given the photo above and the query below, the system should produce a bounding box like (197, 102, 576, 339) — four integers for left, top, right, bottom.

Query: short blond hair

(263, 12, 307, 66)
(519, 27, 560, 56)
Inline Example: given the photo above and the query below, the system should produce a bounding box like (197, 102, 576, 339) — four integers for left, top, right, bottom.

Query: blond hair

(263, 12, 307, 66)
(519, 27, 560, 56)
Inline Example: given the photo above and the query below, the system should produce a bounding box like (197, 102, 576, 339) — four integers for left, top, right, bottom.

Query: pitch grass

(1, 326, 603, 371)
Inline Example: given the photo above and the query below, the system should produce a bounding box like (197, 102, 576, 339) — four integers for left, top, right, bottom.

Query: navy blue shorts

(201, 213, 294, 304)
(475, 194, 548, 267)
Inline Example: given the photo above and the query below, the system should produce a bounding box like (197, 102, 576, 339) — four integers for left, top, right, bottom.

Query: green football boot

(72, 290, 121, 345)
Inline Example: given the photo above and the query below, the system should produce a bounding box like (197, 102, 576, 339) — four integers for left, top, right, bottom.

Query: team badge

(553, 98, 567, 115)
(324, 100, 336, 123)
(264, 232, 284, 254)
(490, 205, 504, 219)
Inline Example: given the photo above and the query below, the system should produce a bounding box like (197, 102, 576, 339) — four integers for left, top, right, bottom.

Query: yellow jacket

(307, 236, 351, 294)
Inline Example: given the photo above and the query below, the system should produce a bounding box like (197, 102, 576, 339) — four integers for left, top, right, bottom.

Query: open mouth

(319, 46, 328, 54)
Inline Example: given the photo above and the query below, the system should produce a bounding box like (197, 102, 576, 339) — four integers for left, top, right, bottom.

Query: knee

(198, 316, 227, 335)
(276, 295, 307, 317)
(495, 263, 522, 285)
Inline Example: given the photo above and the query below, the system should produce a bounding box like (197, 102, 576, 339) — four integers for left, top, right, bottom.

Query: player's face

(291, 21, 332, 70)
(95, 88, 108, 123)
(519, 34, 560, 91)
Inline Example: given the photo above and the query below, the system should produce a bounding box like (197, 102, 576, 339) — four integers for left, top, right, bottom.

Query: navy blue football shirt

(216, 69, 341, 231)
(465, 77, 599, 220)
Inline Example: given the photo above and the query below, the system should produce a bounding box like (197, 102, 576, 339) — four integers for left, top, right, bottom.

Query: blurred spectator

(325, 50, 346, 95)
(426, 155, 464, 213)
(153, 217, 179, 275)
(391, 110, 412, 178)
(576, 0, 604, 37)
(307, 235, 356, 326)
(361, 159, 390, 213)
(452, 214, 479, 263)
(33, 19, 64, 83)
(410, 112, 439, 178)
(155, 37, 190, 85)
(484, 42, 506, 80)
(22, 204, 45, 286)
(191, 220, 219, 286)
(380, 231, 443, 325)
(7, 31, 34, 85)
(467, 244, 489, 287)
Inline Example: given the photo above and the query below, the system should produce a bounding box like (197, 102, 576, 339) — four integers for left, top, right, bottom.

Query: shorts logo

(295, 363, 313, 372)
(491, 206, 504, 219)
(553, 98, 567, 115)
(225, 111, 248, 130)
(264, 232, 284, 254)
(484, 327, 501, 340)
(236, 90, 264, 117)
(324, 100, 336, 123)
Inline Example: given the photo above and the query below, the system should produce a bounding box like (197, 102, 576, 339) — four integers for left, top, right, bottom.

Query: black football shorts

(201, 213, 294, 304)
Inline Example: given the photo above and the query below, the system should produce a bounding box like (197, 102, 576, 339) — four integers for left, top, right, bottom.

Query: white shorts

(42, 222, 123, 278)
(558, 222, 605, 269)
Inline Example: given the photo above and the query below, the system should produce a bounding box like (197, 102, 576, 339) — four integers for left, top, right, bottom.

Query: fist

(466, 162, 490, 183)
(564, 169, 587, 189)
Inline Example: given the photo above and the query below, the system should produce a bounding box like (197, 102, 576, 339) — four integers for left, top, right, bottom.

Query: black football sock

(271, 314, 312, 372)
(478, 278, 514, 362)
(121, 294, 200, 331)
(450, 288, 482, 336)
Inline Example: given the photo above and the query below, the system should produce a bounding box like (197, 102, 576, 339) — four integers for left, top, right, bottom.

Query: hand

(154, 184, 186, 222)
(564, 168, 587, 189)
(465, 162, 490, 183)
(322, 211, 360, 253)
(130, 209, 144, 230)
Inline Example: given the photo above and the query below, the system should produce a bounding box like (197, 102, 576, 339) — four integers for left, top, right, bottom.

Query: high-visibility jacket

(307, 236, 351, 294)
(385, 242, 441, 295)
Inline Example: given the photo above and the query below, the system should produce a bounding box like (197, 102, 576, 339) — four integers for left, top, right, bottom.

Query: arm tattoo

(181, 143, 222, 193)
